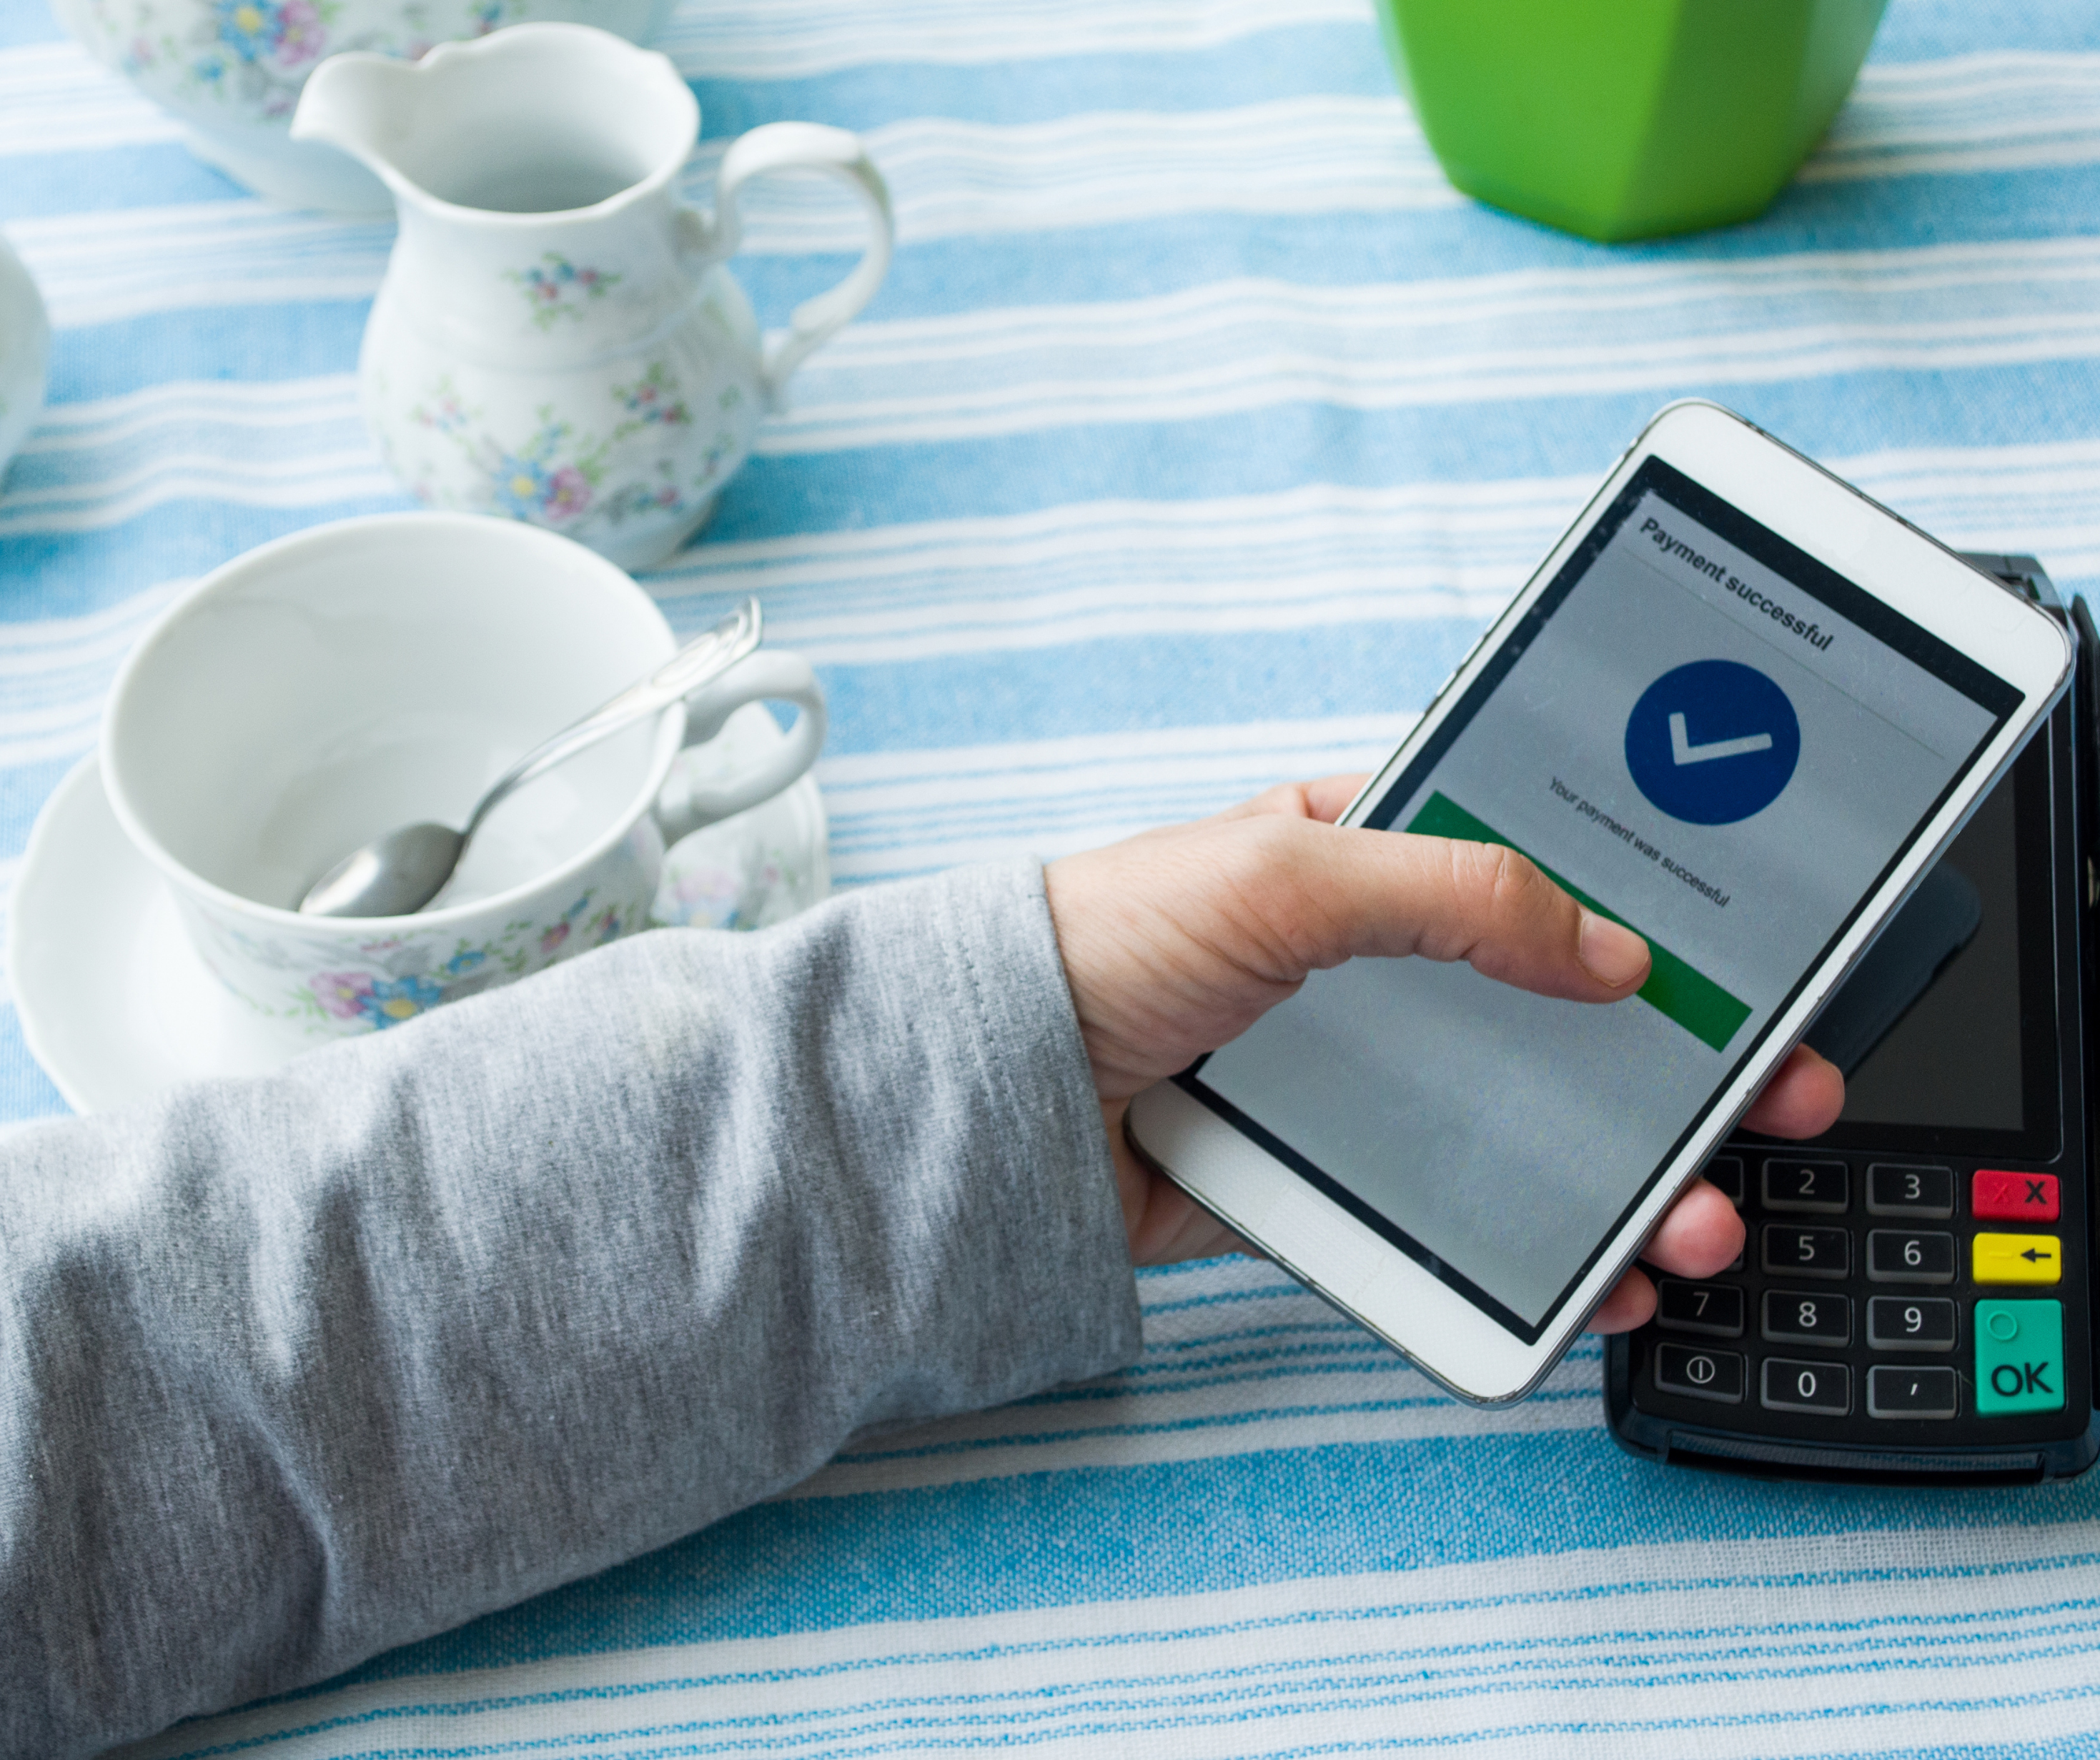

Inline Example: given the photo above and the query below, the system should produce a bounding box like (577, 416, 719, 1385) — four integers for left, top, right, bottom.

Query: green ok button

(1975, 1300, 2065, 1414)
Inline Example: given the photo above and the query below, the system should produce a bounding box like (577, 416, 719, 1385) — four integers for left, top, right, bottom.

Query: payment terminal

(1606, 557, 2100, 1483)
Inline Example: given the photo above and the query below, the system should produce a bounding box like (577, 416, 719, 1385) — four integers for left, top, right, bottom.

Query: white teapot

(54, 0, 675, 214)
(292, 24, 893, 569)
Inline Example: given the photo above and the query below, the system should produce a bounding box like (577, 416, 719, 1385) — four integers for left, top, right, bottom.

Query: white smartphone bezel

(1126, 399, 2075, 1406)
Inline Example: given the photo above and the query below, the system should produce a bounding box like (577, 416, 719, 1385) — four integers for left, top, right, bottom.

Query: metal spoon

(299, 598, 763, 918)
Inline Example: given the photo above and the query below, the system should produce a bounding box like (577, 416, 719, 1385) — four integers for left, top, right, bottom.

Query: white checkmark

(1670, 711, 1774, 767)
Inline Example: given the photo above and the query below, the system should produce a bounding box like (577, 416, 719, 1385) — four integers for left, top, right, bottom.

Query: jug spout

(289, 52, 420, 185)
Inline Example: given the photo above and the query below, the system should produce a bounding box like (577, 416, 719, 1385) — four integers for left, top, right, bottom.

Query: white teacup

(100, 512, 824, 1036)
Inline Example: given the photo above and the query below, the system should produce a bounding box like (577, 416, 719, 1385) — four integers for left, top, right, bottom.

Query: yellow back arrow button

(1974, 1232, 2062, 1286)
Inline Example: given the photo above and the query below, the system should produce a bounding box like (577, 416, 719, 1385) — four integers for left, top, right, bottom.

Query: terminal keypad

(1635, 1154, 2079, 1434)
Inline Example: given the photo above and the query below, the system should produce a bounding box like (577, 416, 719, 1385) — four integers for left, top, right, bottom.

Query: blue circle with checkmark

(1625, 660, 1800, 825)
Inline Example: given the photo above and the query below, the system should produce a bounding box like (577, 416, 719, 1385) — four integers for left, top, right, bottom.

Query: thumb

(1246, 822, 1653, 1002)
(1048, 813, 1655, 1102)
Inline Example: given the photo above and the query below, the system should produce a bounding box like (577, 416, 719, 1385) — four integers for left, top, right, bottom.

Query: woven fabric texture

(2, 0, 2099, 1751)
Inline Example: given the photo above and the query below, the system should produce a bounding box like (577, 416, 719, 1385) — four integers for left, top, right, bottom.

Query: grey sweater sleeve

(0, 862, 1143, 1759)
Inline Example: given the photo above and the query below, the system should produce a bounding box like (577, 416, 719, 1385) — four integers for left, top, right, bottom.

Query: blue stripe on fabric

(848, 170, 2100, 325)
(45, 304, 371, 402)
(1874, 0, 2100, 57)
(19, 360, 2093, 635)
(133, 1665, 2100, 1759)
(1791, 1746, 2100, 1760)
(0, 496, 406, 625)
(0, 146, 249, 222)
(31, 161, 2100, 365)
(199, 1594, 2100, 1712)
(292, 1428, 2100, 1686)
(828, 1388, 1602, 1470)
(807, 622, 1474, 756)
(688, 26, 1393, 139)
(697, 364, 2100, 545)
(0, 1007, 67, 1123)
(0, 0, 57, 46)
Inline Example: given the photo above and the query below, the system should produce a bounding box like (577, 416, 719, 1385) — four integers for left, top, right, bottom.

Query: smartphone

(1125, 402, 2075, 1405)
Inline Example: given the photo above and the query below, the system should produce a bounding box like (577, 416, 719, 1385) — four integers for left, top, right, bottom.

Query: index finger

(1211, 774, 1371, 827)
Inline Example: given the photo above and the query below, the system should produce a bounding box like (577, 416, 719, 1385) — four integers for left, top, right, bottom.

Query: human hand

(1044, 774, 1843, 1332)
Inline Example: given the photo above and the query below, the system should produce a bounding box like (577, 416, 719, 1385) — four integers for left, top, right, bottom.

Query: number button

(1761, 1224, 1849, 1280)
(1866, 1163, 1953, 1218)
(1761, 1159, 1848, 1213)
(1653, 1343, 1745, 1404)
(1866, 1229, 1957, 1285)
(1866, 1296, 1958, 1351)
(1761, 1290, 1851, 1348)
(1655, 1280, 1744, 1338)
(1760, 1357, 1852, 1415)
(1867, 1365, 1958, 1420)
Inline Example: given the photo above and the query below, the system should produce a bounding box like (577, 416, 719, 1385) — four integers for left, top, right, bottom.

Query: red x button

(1973, 1170, 2059, 1223)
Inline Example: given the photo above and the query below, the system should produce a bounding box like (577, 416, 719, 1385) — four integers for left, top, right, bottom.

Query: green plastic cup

(1375, 0, 1888, 241)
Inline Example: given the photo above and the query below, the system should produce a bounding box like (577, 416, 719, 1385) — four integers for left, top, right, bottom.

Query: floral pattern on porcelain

(74, 0, 525, 121)
(508, 253, 621, 328)
(289, 890, 631, 1030)
(160, 704, 827, 1044)
(389, 362, 747, 560)
(167, 809, 668, 1038)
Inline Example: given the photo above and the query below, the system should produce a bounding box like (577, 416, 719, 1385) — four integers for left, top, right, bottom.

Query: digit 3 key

(1608, 558, 2099, 1483)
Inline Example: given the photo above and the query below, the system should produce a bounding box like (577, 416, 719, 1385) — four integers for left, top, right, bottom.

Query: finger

(1590, 1178, 1746, 1333)
(1211, 774, 1370, 827)
(1639, 1178, 1745, 1278)
(1234, 820, 1653, 1005)
(1587, 1267, 1657, 1333)
(1298, 773, 1370, 825)
(1108, 1101, 1261, 1267)
(1740, 1043, 1845, 1139)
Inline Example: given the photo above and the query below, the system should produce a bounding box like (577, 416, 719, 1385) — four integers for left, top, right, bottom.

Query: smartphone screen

(1180, 457, 2023, 1341)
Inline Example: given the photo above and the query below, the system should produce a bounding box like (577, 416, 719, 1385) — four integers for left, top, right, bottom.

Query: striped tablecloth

(5, 0, 2100, 1752)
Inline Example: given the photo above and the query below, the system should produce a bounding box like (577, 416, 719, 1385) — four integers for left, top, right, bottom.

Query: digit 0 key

(1761, 1358, 1851, 1415)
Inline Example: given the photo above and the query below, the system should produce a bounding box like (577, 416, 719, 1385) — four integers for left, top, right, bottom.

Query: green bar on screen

(1402, 790, 1753, 1054)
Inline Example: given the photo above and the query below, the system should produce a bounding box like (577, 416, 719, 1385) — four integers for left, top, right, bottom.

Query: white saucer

(11, 744, 829, 1114)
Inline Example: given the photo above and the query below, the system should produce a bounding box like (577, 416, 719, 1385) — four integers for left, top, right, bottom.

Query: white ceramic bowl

(0, 232, 49, 484)
(52, 0, 678, 214)
(99, 512, 823, 1036)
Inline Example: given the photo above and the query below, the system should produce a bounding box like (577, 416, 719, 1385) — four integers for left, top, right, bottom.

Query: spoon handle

(460, 598, 763, 840)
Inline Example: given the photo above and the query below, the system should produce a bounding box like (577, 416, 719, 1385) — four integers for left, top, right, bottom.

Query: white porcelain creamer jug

(291, 24, 893, 569)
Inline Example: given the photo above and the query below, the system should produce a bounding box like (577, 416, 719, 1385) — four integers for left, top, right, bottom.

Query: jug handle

(678, 122, 894, 412)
